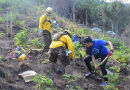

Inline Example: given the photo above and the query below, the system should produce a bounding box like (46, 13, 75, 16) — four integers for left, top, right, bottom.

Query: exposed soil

(0, 11, 130, 90)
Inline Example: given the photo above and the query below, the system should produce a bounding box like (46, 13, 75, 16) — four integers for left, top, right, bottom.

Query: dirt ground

(0, 22, 130, 90)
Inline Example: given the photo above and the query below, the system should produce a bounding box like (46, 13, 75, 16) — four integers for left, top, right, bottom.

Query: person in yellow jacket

(39, 7, 53, 52)
(49, 30, 74, 74)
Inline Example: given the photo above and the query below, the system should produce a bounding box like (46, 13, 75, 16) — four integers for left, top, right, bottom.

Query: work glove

(38, 29, 43, 36)
(52, 20, 58, 28)
(39, 29, 43, 33)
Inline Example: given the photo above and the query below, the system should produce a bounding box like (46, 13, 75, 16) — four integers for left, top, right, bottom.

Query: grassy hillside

(0, 0, 130, 90)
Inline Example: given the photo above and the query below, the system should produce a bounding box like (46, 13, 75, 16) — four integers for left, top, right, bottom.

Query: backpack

(53, 32, 66, 41)
(53, 32, 67, 49)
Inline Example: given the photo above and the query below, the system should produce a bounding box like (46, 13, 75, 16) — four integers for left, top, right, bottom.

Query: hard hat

(46, 7, 53, 13)
(64, 30, 71, 36)
(17, 54, 26, 61)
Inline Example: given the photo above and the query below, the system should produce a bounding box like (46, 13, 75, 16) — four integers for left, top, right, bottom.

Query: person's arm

(39, 15, 45, 35)
(106, 41, 114, 54)
(91, 55, 98, 70)
(66, 36, 74, 60)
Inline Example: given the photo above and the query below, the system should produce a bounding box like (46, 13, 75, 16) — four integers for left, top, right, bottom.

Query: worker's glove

(52, 20, 58, 28)
(39, 29, 43, 33)
(65, 49, 72, 56)
(38, 29, 43, 37)
(108, 49, 114, 56)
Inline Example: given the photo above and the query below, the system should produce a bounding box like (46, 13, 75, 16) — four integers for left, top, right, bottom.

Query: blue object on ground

(100, 82, 109, 87)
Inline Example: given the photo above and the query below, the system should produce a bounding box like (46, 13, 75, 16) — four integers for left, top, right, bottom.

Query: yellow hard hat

(17, 54, 26, 61)
(64, 30, 71, 36)
(46, 7, 53, 13)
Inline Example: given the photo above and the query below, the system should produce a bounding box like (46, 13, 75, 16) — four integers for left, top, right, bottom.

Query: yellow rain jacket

(50, 35, 74, 59)
(39, 14, 52, 33)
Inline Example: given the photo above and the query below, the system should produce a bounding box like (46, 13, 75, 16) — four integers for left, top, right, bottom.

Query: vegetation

(32, 74, 55, 90)
(30, 38, 44, 49)
(104, 66, 120, 90)
(14, 28, 29, 48)
(63, 74, 83, 90)
(74, 42, 83, 58)
(63, 74, 77, 83)
(0, 0, 130, 90)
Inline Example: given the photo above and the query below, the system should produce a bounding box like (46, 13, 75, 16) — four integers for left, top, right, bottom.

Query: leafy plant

(104, 85, 118, 90)
(63, 74, 77, 83)
(32, 74, 53, 90)
(73, 28, 89, 37)
(66, 85, 75, 90)
(14, 28, 30, 48)
(74, 42, 82, 58)
(104, 65, 120, 90)
(109, 65, 120, 73)
(30, 38, 44, 49)
(75, 86, 84, 90)
(79, 48, 86, 58)
(66, 85, 83, 90)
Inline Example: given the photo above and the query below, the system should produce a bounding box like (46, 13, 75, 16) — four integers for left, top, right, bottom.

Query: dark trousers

(42, 30, 52, 52)
(84, 54, 108, 81)
(49, 47, 70, 72)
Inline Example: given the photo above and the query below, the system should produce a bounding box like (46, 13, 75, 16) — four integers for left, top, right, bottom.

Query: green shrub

(32, 74, 53, 90)
(63, 74, 77, 83)
(80, 48, 86, 58)
(14, 28, 29, 48)
(74, 42, 82, 58)
(73, 28, 89, 37)
(104, 65, 120, 90)
(30, 38, 44, 49)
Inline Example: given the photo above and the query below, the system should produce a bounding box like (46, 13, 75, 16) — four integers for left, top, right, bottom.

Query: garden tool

(94, 50, 112, 77)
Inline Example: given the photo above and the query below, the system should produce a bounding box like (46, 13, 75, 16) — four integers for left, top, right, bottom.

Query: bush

(14, 28, 29, 48)
(32, 74, 54, 90)
(30, 38, 44, 49)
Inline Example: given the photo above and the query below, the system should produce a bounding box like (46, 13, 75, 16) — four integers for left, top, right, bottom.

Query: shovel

(94, 50, 112, 77)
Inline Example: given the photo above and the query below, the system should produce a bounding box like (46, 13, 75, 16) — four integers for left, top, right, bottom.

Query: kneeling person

(49, 30, 74, 74)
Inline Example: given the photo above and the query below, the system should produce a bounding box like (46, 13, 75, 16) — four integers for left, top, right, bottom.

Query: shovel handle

(99, 50, 112, 66)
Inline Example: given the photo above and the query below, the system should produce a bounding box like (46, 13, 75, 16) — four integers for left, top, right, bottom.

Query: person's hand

(109, 48, 114, 56)
(38, 29, 43, 36)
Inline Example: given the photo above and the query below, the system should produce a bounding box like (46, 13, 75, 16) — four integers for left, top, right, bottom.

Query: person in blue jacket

(82, 36, 114, 87)
(71, 34, 79, 43)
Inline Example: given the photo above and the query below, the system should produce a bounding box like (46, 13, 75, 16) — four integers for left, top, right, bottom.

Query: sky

(105, 0, 130, 4)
